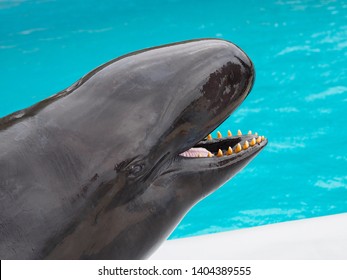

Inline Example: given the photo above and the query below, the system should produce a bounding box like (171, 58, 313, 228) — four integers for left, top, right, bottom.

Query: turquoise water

(1, 0, 346, 239)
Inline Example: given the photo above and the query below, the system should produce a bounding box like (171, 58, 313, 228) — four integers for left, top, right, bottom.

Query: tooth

(237, 129, 242, 136)
(250, 138, 256, 146)
(227, 130, 232, 137)
(235, 143, 242, 153)
(217, 131, 222, 138)
(248, 130, 252, 135)
(217, 149, 223, 157)
(255, 132, 258, 137)
(207, 134, 212, 140)
(243, 140, 249, 150)
(261, 136, 265, 141)
(256, 136, 262, 144)
(226, 146, 233, 155)
(208, 152, 213, 157)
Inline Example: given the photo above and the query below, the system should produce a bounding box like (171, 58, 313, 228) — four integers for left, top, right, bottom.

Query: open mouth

(180, 129, 267, 159)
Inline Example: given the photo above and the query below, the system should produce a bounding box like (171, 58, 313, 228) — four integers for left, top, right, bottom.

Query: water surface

(0, 0, 346, 239)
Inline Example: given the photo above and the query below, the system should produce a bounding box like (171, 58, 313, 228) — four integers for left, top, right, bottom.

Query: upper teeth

(207, 130, 265, 141)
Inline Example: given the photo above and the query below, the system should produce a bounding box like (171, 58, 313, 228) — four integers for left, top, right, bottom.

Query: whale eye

(127, 163, 144, 177)
(131, 164, 143, 174)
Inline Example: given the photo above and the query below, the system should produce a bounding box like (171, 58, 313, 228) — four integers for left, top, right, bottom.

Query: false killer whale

(0, 39, 267, 259)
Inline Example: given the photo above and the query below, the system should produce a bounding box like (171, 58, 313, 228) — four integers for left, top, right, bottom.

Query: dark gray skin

(0, 39, 267, 259)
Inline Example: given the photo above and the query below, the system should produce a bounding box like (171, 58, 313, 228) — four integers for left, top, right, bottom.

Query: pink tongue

(180, 147, 210, 157)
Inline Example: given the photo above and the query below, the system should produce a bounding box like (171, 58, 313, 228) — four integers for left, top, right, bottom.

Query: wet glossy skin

(0, 39, 265, 259)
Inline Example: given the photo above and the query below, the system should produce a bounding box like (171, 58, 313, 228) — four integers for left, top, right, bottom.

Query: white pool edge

(150, 213, 347, 260)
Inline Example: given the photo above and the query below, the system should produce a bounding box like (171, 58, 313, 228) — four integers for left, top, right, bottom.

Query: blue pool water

(1, 0, 346, 239)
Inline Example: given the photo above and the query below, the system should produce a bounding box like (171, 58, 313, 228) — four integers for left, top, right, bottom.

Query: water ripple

(315, 176, 347, 190)
(305, 86, 347, 101)
(276, 45, 321, 56)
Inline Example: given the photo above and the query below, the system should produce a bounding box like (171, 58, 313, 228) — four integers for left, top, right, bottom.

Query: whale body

(0, 39, 266, 259)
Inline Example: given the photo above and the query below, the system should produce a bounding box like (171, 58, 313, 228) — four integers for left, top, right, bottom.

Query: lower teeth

(180, 132, 265, 158)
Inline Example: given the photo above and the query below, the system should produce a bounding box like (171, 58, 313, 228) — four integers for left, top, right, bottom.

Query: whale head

(0, 39, 266, 259)
(43, 39, 267, 259)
